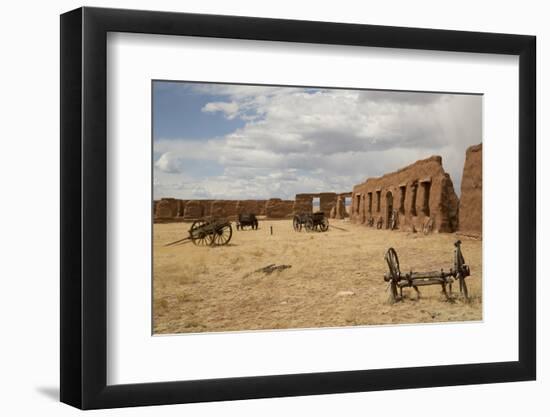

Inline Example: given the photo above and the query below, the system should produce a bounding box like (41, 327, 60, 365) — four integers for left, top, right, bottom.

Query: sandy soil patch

(153, 219, 482, 334)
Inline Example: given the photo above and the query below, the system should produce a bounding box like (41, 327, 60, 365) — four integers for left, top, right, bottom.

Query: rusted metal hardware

(293, 212, 329, 232)
(383, 240, 470, 302)
(165, 217, 233, 247)
(236, 213, 258, 230)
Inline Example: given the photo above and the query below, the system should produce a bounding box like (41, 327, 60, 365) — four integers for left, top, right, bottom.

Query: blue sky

(153, 81, 481, 200)
(153, 82, 246, 140)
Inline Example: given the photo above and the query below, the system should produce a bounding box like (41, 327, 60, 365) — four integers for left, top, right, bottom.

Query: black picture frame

(60, 6, 536, 410)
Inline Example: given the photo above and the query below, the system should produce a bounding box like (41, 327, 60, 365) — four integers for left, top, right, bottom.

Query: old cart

(165, 217, 233, 247)
(236, 213, 258, 230)
(389, 209, 398, 230)
(293, 212, 329, 232)
(383, 240, 470, 302)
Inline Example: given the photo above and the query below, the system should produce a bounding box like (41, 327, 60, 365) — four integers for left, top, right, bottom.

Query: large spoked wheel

(423, 218, 433, 235)
(390, 211, 398, 230)
(293, 216, 302, 232)
(385, 248, 401, 302)
(319, 219, 329, 232)
(459, 276, 469, 300)
(389, 281, 399, 303)
(305, 218, 315, 232)
(385, 248, 400, 280)
(212, 224, 233, 246)
(190, 220, 214, 246)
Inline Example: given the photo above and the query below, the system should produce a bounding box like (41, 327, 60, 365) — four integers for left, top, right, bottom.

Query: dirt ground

(153, 219, 482, 334)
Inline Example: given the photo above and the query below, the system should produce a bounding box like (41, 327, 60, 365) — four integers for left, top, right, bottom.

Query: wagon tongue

(164, 236, 190, 247)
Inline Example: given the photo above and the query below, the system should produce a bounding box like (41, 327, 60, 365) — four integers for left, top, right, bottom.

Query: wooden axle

(397, 277, 453, 288)
(408, 270, 453, 280)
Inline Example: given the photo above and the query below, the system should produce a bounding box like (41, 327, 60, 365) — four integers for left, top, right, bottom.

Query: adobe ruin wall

(350, 156, 459, 233)
(458, 144, 482, 237)
(333, 192, 352, 219)
(265, 198, 295, 218)
(155, 199, 265, 222)
(154, 191, 350, 223)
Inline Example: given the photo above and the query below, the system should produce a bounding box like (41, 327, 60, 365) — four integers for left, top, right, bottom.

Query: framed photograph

(60, 7, 536, 409)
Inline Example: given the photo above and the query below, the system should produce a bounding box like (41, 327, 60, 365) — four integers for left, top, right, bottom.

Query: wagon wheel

(390, 211, 398, 230)
(384, 248, 401, 302)
(319, 218, 329, 232)
(423, 218, 433, 235)
(293, 216, 302, 232)
(458, 276, 469, 300)
(305, 218, 315, 232)
(212, 224, 233, 246)
(462, 279, 469, 300)
(190, 220, 215, 246)
(389, 281, 399, 303)
(385, 248, 401, 281)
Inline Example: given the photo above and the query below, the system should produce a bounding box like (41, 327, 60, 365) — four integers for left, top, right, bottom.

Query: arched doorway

(386, 191, 393, 229)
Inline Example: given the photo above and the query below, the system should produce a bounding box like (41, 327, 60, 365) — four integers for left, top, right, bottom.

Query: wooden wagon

(292, 212, 329, 232)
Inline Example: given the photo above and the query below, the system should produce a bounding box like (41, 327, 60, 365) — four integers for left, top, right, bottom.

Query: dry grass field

(153, 219, 482, 334)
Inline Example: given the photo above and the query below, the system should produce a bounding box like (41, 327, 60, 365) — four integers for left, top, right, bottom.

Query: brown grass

(153, 219, 482, 334)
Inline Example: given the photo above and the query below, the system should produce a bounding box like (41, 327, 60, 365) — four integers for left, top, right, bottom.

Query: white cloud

(154, 151, 185, 173)
(202, 101, 240, 119)
(154, 87, 481, 200)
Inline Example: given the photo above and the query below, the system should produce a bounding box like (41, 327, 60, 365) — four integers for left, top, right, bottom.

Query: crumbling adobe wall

(258, 201, 267, 215)
(333, 195, 346, 219)
(154, 193, 347, 223)
(265, 198, 294, 218)
(183, 200, 205, 220)
(319, 193, 337, 214)
(294, 192, 348, 216)
(154, 198, 270, 222)
(236, 200, 266, 216)
(333, 192, 351, 219)
(459, 144, 482, 237)
(155, 198, 178, 219)
(176, 200, 188, 217)
(293, 194, 315, 214)
(208, 199, 267, 218)
(210, 200, 239, 218)
(351, 156, 459, 233)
